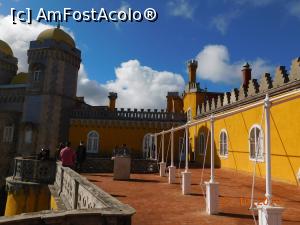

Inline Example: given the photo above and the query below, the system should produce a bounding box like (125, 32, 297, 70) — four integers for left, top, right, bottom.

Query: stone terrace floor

(84, 168, 300, 225)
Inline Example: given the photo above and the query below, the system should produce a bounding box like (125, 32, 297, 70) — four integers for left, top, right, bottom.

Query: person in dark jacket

(76, 140, 86, 172)
(56, 143, 65, 160)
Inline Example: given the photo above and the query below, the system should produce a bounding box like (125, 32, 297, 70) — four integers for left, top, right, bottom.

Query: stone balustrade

(12, 157, 56, 184)
(1, 159, 135, 225)
(54, 162, 135, 212)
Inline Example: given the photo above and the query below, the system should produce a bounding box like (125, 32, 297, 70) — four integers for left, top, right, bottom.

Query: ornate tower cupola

(20, 26, 81, 156)
(0, 40, 18, 84)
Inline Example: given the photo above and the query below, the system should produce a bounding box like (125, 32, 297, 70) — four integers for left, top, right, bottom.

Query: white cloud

(287, 1, 300, 19)
(167, 0, 194, 19)
(196, 45, 273, 84)
(79, 60, 186, 109)
(77, 60, 186, 109)
(0, 14, 185, 109)
(105, 60, 185, 109)
(211, 11, 239, 35)
(76, 64, 109, 106)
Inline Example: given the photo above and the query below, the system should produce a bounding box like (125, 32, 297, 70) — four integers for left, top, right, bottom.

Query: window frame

(24, 128, 32, 144)
(33, 70, 42, 82)
(219, 129, 229, 158)
(87, 130, 99, 153)
(249, 124, 264, 162)
(3, 125, 14, 143)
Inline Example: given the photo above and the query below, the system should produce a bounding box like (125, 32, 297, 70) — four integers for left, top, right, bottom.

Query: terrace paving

(84, 168, 300, 225)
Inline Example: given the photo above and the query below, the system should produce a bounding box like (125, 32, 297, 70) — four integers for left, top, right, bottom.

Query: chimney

(188, 59, 198, 83)
(108, 92, 117, 111)
(242, 62, 252, 87)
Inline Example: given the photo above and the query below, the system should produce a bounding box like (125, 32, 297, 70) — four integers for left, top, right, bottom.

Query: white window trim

(3, 125, 14, 143)
(87, 130, 99, 153)
(33, 70, 42, 81)
(198, 132, 206, 156)
(219, 129, 229, 159)
(24, 128, 32, 144)
(249, 124, 264, 162)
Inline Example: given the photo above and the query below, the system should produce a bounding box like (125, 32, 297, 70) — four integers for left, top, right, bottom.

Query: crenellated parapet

(195, 57, 300, 117)
(71, 107, 186, 122)
(230, 88, 239, 103)
(289, 57, 300, 81)
(273, 66, 289, 88)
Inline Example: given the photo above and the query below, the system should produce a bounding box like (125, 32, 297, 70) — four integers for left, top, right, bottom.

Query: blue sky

(0, 0, 300, 108)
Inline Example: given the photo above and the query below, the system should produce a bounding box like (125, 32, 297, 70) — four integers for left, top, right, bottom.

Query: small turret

(108, 92, 118, 111)
(187, 59, 198, 84)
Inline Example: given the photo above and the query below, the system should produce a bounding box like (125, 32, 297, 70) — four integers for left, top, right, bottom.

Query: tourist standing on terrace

(76, 140, 86, 172)
(60, 141, 76, 169)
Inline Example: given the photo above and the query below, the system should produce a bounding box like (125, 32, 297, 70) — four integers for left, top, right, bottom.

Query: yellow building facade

(183, 58, 300, 185)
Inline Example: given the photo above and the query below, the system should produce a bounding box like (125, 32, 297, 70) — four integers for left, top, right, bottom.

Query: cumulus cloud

(105, 60, 185, 109)
(196, 45, 273, 84)
(167, 0, 195, 19)
(77, 60, 185, 109)
(76, 64, 109, 106)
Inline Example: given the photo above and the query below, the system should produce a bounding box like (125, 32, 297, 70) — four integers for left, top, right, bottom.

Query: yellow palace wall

(189, 92, 300, 185)
(69, 120, 183, 160)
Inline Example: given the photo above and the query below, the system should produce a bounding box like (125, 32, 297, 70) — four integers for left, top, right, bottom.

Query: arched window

(219, 129, 228, 157)
(198, 132, 205, 155)
(249, 125, 264, 161)
(87, 131, 99, 153)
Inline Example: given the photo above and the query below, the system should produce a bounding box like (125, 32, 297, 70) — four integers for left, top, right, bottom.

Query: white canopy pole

(171, 130, 174, 167)
(185, 127, 189, 172)
(154, 134, 157, 160)
(162, 132, 165, 163)
(264, 94, 272, 205)
(210, 114, 215, 182)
